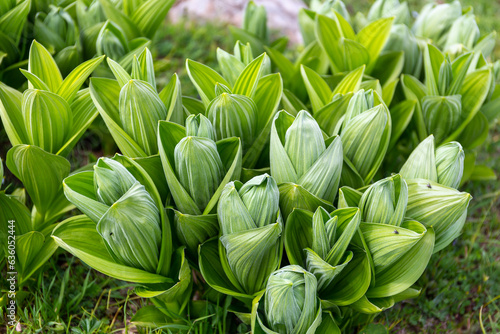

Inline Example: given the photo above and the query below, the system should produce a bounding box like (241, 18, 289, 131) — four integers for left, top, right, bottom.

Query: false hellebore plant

(186, 45, 283, 172)
(54, 156, 191, 319)
(269, 110, 343, 219)
(0, 41, 103, 284)
(199, 174, 283, 301)
(157, 114, 242, 257)
(90, 47, 183, 199)
(251, 265, 338, 334)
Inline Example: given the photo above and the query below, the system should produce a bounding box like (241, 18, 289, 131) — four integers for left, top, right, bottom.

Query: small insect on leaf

(394, 229, 399, 234)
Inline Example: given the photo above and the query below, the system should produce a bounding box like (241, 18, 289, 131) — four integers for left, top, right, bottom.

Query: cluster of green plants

(0, 0, 498, 332)
(0, 0, 175, 88)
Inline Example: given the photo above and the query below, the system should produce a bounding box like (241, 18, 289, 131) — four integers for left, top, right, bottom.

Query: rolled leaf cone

(367, 0, 410, 25)
(218, 175, 282, 294)
(361, 219, 435, 298)
(400, 135, 464, 188)
(185, 114, 216, 140)
(253, 265, 322, 334)
(64, 157, 162, 273)
(284, 207, 371, 306)
(22, 89, 73, 153)
(270, 110, 343, 219)
(342, 89, 374, 127)
(158, 119, 242, 257)
(174, 136, 224, 212)
(435, 142, 464, 189)
(412, 1, 462, 45)
(359, 174, 408, 226)
(207, 92, 257, 152)
(421, 95, 461, 143)
(119, 79, 167, 155)
(406, 178, 471, 252)
(34, 5, 78, 53)
(384, 24, 421, 76)
(96, 23, 127, 60)
(199, 174, 282, 299)
(444, 13, 480, 52)
(340, 103, 391, 185)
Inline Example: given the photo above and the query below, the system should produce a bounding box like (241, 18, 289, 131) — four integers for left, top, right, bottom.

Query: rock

(169, 0, 305, 44)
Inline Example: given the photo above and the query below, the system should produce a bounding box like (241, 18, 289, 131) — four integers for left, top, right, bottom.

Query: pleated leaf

(406, 179, 471, 252)
(261, 265, 321, 334)
(174, 136, 224, 212)
(208, 93, 257, 152)
(399, 135, 437, 182)
(90, 77, 147, 157)
(119, 79, 167, 155)
(243, 73, 283, 169)
(52, 215, 173, 284)
(362, 220, 435, 298)
(359, 174, 408, 226)
(435, 142, 464, 188)
(341, 104, 391, 184)
(220, 222, 282, 295)
(0, 82, 28, 146)
(173, 210, 218, 258)
(22, 89, 73, 153)
(7, 145, 70, 222)
(28, 40, 63, 92)
(97, 181, 161, 273)
(186, 59, 230, 106)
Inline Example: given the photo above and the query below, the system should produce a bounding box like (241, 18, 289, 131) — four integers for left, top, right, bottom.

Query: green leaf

(57, 55, 105, 103)
(371, 51, 404, 87)
(221, 222, 282, 295)
(278, 183, 334, 221)
(7, 145, 70, 227)
(98, 0, 140, 40)
(243, 73, 283, 169)
(389, 100, 416, 149)
(186, 59, 230, 106)
(52, 215, 173, 284)
(172, 210, 218, 258)
(315, 93, 353, 136)
(20, 69, 50, 91)
(399, 135, 437, 182)
(233, 53, 266, 98)
(22, 89, 73, 153)
(119, 79, 167, 155)
(0, 82, 27, 146)
(300, 65, 331, 113)
(363, 221, 435, 298)
(406, 179, 471, 253)
(159, 73, 184, 125)
(457, 111, 489, 149)
(28, 40, 63, 92)
(90, 77, 147, 157)
(315, 14, 344, 73)
(0, 0, 30, 45)
(0, 192, 32, 238)
(108, 57, 132, 87)
(17, 232, 58, 285)
(357, 17, 394, 71)
(199, 238, 253, 299)
(444, 69, 492, 142)
(57, 89, 100, 156)
(131, 0, 175, 39)
(469, 165, 496, 181)
(332, 66, 365, 95)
